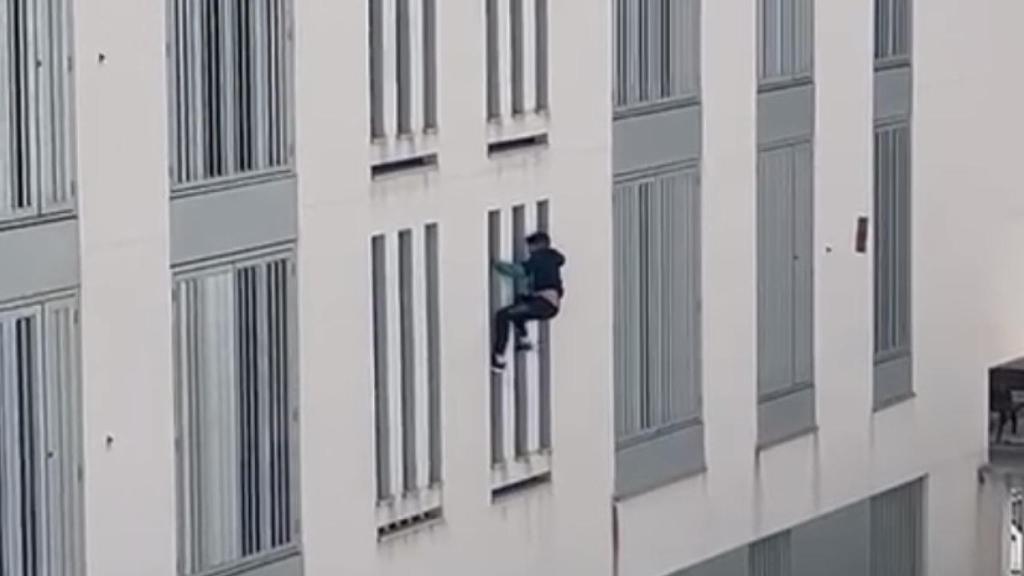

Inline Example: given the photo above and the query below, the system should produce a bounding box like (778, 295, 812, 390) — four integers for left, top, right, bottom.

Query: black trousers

(492, 295, 558, 357)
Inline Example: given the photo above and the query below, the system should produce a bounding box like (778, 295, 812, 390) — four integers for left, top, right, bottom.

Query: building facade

(1, 1, 1023, 576)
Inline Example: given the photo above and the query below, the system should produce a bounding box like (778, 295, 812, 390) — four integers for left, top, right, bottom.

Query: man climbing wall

(491, 231, 565, 371)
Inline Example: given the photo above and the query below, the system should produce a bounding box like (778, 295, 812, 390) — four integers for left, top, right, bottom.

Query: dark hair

(526, 231, 551, 246)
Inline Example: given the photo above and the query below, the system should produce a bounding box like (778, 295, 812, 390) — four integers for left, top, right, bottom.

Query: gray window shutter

(173, 255, 298, 574)
(0, 0, 75, 220)
(758, 147, 796, 397)
(614, 0, 700, 110)
(168, 0, 293, 188)
(0, 300, 84, 576)
(875, 0, 911, 64)
(870, 481, 923, 576)
(758, 0, 813, 85)
(750, 532, 792, 576)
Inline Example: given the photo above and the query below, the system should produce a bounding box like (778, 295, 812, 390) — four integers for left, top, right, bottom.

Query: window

(0, 0, 75, 222)
(613, 168, 701, 447)
(757, 143, 814, 444)
(371, 224, 443, 537)
(875, 0, 910, 65)
(613, 0, 700, 111)
(167, 0, 293, 190)
(369, 0, 438, 152)
(749, 532, 792, 576)
(870, 480, 923, 576)
(488, 201, 552, 495)
(873, 124, 911, 406)
(172, 254, 299, 575)
(0, 298, 84, 576)
(486, 0, 549, 120)
(757, 0, 813, 86)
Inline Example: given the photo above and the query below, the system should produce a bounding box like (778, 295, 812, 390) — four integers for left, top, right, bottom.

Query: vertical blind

(486, 0, 549, 121)
(173, 256, 297, 575)
(757, 144, 813, 398)
(370, 225, 443, 507)
(369, 0, 438, 140)
(0, 299, 84, 576)
(0, 0, 75, 222)
(874, 125, 910, 361)
(749, 532, 792, 576)
(614, 0, 700, 110)
(613, 168, 701, 443)
(870, 481, 922, 576)
(168, 0, 293, 188)
(758, 0, 813, 84)
(875, 0, 910, 63)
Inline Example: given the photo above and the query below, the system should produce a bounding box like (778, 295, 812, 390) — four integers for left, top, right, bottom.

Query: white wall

(617, 0, 1024, 575)
(74, 1, 177, 576)
(294, 1, 613, 576)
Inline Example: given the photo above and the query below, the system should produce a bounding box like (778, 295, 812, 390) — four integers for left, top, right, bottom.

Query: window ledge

(613, 96, 700, 120)
(873, 390, 917, 413)
(0, 210, 76, 234)
(171, 169, 295, 200)
(758, 75, 814, 94)
(191, 544, 301, 576)
(757, 424, 819, 453)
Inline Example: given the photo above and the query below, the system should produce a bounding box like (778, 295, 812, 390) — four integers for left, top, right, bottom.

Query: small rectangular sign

(855, 216, 869, 254)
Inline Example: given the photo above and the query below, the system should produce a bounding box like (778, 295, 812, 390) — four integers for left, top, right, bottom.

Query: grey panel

(757, 148, 795, 397)
(0, 219, 79, 303)
(615, 422, 705, 499)
(750, 532, 791, 576)
(791, 500, 870, 576)
(870, 480, 923, 576)
(758, 386, 815, 448)
(874, 354, 913, 409)
(668, 546, 750, 576)
(757, 84, 814, 146)
(792, 144, 814, 388)
(613, 104, 701, 175)
(170, 177, 297, 266)
(873, 67, 911, 123)
(240, 554, 303, 576)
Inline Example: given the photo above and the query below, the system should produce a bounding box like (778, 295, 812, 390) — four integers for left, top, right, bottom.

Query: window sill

(875, 57, 911, 72)
(758, 75, 814, 95)
(0, 209, 76, 234)
(873, 390, 916, 413)
(757, 424, 818, 453)
(171, 168, 295, 200)
(190, 544, 301, 576)
(613, 96, 701, 120)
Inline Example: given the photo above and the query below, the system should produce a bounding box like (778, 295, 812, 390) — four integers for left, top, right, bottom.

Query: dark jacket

(522, 248, 566, 297)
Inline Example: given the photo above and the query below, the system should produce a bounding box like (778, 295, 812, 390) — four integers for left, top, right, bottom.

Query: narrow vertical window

(534, 0, 549, 111)
(369, 0, 439, 169)
(486, 0, 551, 143)
(424, 223, 442, 485)
(371, 235, 390, 501)
(422, 0, 438, 130)
(875, 0, 910, 64)
(370, 0, 386, 138)
(372, 227, 444, 537)
(397, 230, 417, 492)
(510, 0, 525, 115)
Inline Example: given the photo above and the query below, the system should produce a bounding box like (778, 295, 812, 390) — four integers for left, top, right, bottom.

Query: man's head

(526, 231, 551, 253)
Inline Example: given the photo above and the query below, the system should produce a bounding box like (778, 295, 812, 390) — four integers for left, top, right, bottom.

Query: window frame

(613, 0, 702, 117)
(172, 248, 301, 576)
(612, 162, 704, 450)
(874, 0, 912, 70)
(0, 0, 78, 225)
(756, 0, 814, 90)
(165, 0, 297, 196)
